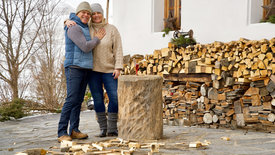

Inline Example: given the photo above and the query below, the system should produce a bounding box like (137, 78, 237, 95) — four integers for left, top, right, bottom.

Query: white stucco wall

(112, 0, 275, 56)
(113, 0, 171, 55)
(182, 0, 275, 44)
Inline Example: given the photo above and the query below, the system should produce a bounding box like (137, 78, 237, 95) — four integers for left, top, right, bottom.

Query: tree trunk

(11, 69, 19, 99)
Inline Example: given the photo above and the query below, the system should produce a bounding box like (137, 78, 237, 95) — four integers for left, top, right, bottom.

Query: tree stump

(117, 75, 163, 140)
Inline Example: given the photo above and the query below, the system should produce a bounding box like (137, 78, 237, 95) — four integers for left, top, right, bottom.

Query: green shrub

(162, 27, 172, 37)
(171, 35, 196, 48)
(0, 98, 27, 121)
(260, 15, 275, 24)
(55, 109, 62, 113)
(267, 15, 275, 24)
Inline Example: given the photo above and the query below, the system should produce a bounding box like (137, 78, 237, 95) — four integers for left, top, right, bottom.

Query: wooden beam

(163, 73, 212, 82)
(175, 0, 180, 29)
(106, 0, 109, 23)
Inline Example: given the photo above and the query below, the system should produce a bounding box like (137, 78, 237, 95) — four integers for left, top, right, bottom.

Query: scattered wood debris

(189, 140, 211, 148)
(221, 136, 230, 141)
(15, 148, 47, 155)
(16, 138, 166, 155)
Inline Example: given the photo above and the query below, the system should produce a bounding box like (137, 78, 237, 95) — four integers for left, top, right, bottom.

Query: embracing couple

(57, 1, 123, 142)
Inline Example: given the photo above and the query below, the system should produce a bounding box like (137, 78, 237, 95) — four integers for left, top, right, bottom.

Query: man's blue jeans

(88, 71, 118, 113)
(58, 67, 89, 137)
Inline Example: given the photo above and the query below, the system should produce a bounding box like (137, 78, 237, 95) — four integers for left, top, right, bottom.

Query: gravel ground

(1, 110, 275, 155)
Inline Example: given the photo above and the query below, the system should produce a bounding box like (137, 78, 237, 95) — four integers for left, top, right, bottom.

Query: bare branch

(0, 0, 62, 100)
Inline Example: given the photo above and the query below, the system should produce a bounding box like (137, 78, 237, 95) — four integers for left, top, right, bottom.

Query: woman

(58, 1, 106, 142)
(66, 3, 123, 137)
(89, 3, 123, 137)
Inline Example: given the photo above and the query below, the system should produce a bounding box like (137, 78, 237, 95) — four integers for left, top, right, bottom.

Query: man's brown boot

(71, 130, 88, 139)
(57, 135, 72, 143)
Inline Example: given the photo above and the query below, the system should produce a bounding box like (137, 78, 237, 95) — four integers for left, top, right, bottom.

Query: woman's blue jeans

(58, 67, 89, 137)
(88, 71, 118, 113)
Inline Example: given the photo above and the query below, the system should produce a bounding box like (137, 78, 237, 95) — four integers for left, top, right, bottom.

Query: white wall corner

(247, 0, 252, 25)
(151, 0, 155, 33)
(152, 0, 165, 33)
(247, 0, 263, 25)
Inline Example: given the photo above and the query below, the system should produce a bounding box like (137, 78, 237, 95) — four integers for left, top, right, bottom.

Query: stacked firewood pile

(123, 37, 275, 132)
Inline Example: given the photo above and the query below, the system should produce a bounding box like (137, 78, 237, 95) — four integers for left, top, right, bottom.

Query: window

(164, 0, 181, 30)
(262, 0, 275, 20)
(248, 0, 274, 24)
(263, 0, 270, 20)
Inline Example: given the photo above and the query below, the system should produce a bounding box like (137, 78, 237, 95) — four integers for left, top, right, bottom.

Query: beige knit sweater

(89, 21, 123, 73)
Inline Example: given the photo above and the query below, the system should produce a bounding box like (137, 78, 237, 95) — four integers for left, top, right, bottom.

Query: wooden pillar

(117, 75, 163, 140)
